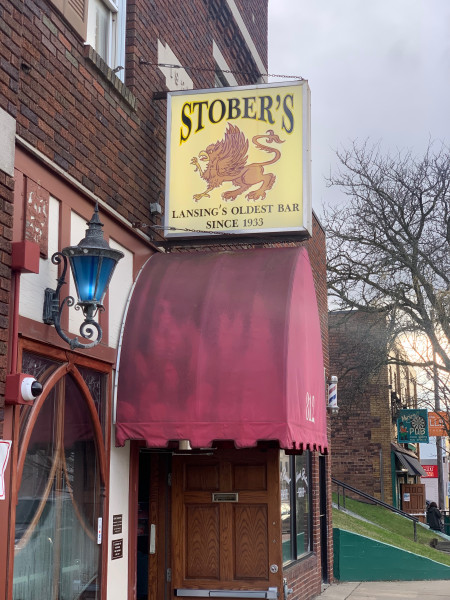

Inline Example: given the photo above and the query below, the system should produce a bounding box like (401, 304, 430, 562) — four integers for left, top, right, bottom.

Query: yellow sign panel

(164, 81, 311, 239)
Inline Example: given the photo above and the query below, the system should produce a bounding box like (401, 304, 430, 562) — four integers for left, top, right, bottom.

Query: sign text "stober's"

(180, 93, 295, 143)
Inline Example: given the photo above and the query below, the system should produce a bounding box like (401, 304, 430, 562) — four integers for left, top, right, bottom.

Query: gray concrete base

(315, 580, 450, 599)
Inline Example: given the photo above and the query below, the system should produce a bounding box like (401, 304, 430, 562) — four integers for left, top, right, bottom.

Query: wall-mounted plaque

(112, 514, 123, 535)
(112, 539, 123, 560)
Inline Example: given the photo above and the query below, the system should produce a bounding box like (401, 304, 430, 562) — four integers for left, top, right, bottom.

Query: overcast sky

(268, 0, 450, 214)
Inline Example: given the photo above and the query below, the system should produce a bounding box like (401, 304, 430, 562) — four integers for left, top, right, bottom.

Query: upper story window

(49, 0, 126, 80)
(86, 0, 126, 77)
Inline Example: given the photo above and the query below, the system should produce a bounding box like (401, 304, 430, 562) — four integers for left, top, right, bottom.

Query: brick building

(0, 1, 332, 599)
(329, 311, 423, 510)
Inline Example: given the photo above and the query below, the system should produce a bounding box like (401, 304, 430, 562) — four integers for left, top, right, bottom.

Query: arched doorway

(11, 349, 109, 600)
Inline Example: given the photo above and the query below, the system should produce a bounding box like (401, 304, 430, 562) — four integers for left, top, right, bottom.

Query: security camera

(21, 377, 43, 402)
(5, 373, 43, 405)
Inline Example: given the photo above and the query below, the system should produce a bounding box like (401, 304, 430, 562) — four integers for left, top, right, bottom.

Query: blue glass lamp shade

(62, 205, 124, 308)
(69, 252, 118, 303)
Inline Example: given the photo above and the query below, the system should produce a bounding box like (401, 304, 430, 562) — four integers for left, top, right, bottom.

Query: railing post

(337, 484, 340, 510)
(414, 520, 417, 542)
(343, 487, 346, 509)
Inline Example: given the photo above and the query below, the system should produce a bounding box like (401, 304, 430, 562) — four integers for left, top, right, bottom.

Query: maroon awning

(115, 246, 328, 452)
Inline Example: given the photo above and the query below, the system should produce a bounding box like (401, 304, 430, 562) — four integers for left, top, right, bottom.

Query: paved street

(316, 580, 450, 599)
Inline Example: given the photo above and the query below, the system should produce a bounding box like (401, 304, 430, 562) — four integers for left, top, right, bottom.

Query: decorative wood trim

(9, 339, 113, 600)
(18, 317, 118, 364)
(14, 144, 158, 255)
(24, 178, 49, 257)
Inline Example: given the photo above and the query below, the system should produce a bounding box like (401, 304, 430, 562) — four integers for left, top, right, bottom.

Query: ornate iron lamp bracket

(43, 252, 103, 350)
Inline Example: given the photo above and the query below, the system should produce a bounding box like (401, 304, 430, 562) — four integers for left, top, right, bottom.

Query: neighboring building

(329, 311, 424, 511)
(420, 437, 450, 510)
(0, 2, 333, 600)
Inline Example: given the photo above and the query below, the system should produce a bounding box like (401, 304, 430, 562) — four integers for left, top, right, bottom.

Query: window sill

(83, 46, 137, 111)
(282, 551, 315, 570)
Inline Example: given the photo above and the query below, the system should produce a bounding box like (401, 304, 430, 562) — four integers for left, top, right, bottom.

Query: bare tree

(325, 141, 450, 423)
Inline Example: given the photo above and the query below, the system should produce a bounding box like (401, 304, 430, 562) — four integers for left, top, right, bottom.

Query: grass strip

(332, 494, 450, 567)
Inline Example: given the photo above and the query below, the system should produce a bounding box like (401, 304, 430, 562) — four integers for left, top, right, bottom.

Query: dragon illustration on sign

(190, 123, 284, 202)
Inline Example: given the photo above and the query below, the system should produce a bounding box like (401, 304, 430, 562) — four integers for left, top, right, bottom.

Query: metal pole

(434, 353, 446, 510)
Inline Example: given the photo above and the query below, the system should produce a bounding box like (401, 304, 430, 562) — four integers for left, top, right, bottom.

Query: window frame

(6, 339, 112, 600)
(280, 450, 313, 565)
(86, 0, 126, 80)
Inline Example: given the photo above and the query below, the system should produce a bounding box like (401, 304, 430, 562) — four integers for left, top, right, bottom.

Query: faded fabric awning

(115, 246, 328, 452)
(392, 444, 426, 476)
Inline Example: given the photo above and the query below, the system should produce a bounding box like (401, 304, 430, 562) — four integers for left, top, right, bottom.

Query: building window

(280, 450, 312, 564)
(48, 0, 126, 78)
(86, 0, 126, 76)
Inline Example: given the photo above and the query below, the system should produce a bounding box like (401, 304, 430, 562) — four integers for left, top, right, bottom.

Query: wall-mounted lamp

(43, 204, 124, 350)
(327, 375, 339, 415)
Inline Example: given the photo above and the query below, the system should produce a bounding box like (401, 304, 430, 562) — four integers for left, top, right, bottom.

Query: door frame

(171, 445, 283, 596)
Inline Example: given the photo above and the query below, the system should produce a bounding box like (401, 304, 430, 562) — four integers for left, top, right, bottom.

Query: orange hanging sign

(428, 411, 449, 437)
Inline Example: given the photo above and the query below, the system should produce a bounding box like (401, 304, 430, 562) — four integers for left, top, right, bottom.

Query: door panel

(186, 504, 220, 579)
(234, 504, 268, 579)
(172, 448, 282, 595)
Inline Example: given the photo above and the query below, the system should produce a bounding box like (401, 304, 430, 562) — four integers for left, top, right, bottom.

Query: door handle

(283, 579, 293, 600)
(149, 523, 156, 554)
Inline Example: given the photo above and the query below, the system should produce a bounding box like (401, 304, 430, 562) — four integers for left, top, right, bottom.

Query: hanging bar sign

(165, 81, 311, 239)
(397, 409, 429, 443)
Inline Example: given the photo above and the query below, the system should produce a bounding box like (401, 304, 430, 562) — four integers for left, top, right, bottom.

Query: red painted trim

(5, 407, 21, 600)
(9, 273, 20, 376)
(102, 360, 112, 600)
(0, 408, 14, 600)
(18, 316, 118, 364)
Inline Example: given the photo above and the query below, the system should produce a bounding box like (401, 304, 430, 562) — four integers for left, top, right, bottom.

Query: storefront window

(280, 450, 311, 564)
(19, 352, 62, 441)
(13, 366, 104, 600)
(77, 366, 107, 436)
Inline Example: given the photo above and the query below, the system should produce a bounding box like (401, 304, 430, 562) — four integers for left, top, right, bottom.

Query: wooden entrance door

(171, 448, 282, 597)
(401, 483, 426, 521)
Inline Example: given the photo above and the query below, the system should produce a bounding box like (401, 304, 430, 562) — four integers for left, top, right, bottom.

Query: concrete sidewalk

(316, 580, 450, 599)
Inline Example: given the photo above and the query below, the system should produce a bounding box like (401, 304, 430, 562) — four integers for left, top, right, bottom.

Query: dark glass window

(19, 352, 62, 442)
(280, 450, 311, 564)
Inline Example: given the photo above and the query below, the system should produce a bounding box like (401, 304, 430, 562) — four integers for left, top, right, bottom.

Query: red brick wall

(303, 214, 329, 375)
(0, 173, 13, 438)
(0, 0, 23, 436)
(329, 311, 394, 504)
(233, 0, 268, 68)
